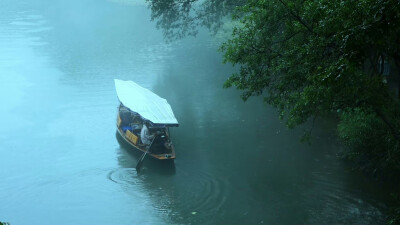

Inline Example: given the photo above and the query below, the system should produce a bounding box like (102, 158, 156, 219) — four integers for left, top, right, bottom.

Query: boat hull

(116, 122, 176, 160)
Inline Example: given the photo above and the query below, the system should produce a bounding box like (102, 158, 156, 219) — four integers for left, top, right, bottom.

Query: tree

(221, 0, 400, 173)
(148, 0, 400, 221)
(146, 0, 246, 41)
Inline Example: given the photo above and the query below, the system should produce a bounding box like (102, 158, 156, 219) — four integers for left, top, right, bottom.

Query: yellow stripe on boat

(117, 114, 122, 127)
(125, 130, 138, 145)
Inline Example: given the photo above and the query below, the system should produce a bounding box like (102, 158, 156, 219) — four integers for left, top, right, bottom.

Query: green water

(0, 0, 389, 224)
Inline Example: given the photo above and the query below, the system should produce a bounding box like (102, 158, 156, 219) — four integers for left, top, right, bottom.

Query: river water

(0, 0, 390, 224)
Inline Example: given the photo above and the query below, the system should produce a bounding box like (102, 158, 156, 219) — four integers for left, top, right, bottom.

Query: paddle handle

(136, 136, 156, 172)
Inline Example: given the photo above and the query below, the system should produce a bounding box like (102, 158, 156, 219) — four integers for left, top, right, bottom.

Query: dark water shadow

(113, 131, 182, 224)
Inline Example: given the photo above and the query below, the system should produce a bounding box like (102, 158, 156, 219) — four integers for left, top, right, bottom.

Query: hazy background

(0, 0, 390, 224)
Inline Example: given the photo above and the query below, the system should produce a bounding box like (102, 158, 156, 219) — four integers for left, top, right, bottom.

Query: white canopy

(114, 79, 179, 126)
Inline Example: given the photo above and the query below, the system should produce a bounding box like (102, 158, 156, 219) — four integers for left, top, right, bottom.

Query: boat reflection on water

(115, 131, 176, 176)
(112, 132, 178, 224)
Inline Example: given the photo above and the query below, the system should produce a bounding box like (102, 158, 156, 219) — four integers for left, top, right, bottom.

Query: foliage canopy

(147, 0, 400, 221)
(146, 0, 246, 40)
(147, 0, 400, 220)
(220, 0, 400, 182)
(221, 0, 400, 128)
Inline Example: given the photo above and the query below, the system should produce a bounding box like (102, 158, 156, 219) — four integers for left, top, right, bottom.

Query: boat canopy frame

(119, 103, 178, 128)
(115, 79, 179, 127)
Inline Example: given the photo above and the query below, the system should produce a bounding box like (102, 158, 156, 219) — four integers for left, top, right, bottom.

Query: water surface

(0, 1, 389, 224)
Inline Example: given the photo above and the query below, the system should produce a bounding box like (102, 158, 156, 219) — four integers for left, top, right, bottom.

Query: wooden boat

(114, 79, 179, 160)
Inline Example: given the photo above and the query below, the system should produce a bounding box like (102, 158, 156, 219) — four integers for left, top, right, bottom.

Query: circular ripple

(106, 166, 232, 224)
(185, 171, 230, 213)
(107, 168, 144, 186)
(149, 168, 232, 224)
(303, 172, 386, 224)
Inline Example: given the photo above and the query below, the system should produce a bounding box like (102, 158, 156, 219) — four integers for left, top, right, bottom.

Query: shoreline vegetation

(146, 0, 400, 223)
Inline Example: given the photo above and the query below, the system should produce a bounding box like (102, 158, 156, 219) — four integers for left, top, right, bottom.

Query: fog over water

(0, 0, 391, 224)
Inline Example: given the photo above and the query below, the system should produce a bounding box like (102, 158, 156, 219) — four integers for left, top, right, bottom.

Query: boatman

(140, 122, 155, 147)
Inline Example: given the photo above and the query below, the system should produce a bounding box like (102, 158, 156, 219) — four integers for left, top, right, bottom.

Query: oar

(136, 136, 156, 173)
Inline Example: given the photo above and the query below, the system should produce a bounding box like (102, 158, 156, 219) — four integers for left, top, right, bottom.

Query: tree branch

(374, 108, 400, 142)
(277, 0, 314, 33)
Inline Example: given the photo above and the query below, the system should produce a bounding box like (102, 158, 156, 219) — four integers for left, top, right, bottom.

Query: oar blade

(135, 136, 156, 173)
(136, 154, 145, 172)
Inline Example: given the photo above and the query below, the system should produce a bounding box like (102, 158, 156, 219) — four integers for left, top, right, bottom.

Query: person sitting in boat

(140, 122, 155, 147)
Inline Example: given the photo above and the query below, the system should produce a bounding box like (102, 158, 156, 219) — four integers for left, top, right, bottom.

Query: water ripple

(165, 169, 231, 224)
(303, 171, 385, 224)
(107, 168, 143, 186)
